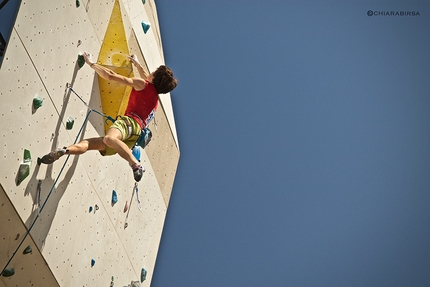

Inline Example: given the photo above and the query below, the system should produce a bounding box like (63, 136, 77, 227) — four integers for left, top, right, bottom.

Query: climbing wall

(0, 0, 180, 286)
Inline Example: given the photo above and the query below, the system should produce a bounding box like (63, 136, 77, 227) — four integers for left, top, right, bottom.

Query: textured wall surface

(0, 0, 179, 286)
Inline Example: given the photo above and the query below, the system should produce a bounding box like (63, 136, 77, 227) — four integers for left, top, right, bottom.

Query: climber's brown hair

(152, 65, 178, 94)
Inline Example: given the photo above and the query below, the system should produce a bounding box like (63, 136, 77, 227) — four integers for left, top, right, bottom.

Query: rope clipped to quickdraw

(124, 182, 141, 229)
(66, 83, 115, 124)
(135, 182, 142, 211)
(36, 180, 42, 214)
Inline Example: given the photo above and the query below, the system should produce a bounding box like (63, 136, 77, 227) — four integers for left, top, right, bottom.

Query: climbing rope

(66, 84, 115, 124)
(135, 182, 142, 211)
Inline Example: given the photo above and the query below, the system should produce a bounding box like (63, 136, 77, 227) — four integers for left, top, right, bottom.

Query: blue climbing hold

(141, 21, 151, 34)
(89, 206, 93, 213)
(91, 259, 95, 267)
(132, 145, 141, 162)
(112, 190, 118, 205)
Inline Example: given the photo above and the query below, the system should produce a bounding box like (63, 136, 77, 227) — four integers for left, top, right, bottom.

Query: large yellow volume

(97, 0, 133, 134)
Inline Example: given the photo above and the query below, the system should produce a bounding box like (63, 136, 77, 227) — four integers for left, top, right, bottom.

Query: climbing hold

(91, 259, 95, 267)
(110, 276, 114, 287)
(124, 201, 129, 213)
(132, 145, 140, 161)
(16, 149, 32, 186)
(141, 268, 147, 282)
(33, 96, 43, 110)
(95, 204, 99, 211)
(130, 281, 141, 287)
(77, 54, 85, 69)
(66, 116, 74, 130)
(142, 0, 146, 4)
(141, 21, 151, 34)
(23, 245, 32, 254)
(112, 190, 118, 205)
(16, 163, 30, 186)
(89, 206, 93, 213)
(76, 0, 80, 7)
(24, 149, 31, 163)
(1, 268, 15, 277)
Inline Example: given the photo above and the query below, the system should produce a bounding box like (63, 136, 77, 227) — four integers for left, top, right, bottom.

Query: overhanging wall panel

(84, 0, 116, 44)
(0, 185, 60, 287)
(0, 29, 68, 222)
(0, 0, 178, 286)
(14, 0, 103, 111)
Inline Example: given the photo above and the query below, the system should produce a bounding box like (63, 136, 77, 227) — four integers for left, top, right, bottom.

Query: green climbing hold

(66, 116, 74, 130)
(23, 245, 32, 254)
(142, 0, 146, 4)
(77, 54, 85, 68)
(1, 268, 15, 277)
(141, 268, 147, 282)
(16, 149, 32, 186)
(24, 149, 31, 163)
(76, 0, 80, 7)
(33, 96, 43, 109)
(16, 163, 30, 186)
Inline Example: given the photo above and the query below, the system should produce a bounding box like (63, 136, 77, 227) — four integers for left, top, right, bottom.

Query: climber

(39, 52, 178, 182)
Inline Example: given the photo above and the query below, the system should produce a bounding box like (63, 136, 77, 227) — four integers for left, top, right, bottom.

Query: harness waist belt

(125, 112, 145, 129)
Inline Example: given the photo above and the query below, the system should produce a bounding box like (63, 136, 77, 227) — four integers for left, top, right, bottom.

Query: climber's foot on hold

(39, 147, 67, 164)
(131, 163, 144, 182)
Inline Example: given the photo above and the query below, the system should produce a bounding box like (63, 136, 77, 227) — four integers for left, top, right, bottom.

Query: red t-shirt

(125, 82, 158, 129)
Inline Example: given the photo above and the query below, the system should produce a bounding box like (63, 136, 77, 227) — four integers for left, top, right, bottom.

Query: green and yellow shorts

(102, 116, 142, 156)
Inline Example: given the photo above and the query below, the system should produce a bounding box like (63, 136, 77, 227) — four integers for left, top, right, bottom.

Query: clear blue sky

(153, 1, 430, 287)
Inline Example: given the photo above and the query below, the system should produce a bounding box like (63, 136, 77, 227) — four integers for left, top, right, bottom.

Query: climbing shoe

(131, 163, 145, 182)
(39, 147, 67, 164)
